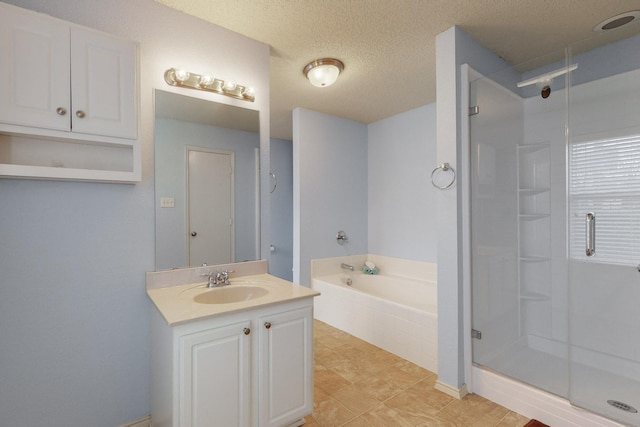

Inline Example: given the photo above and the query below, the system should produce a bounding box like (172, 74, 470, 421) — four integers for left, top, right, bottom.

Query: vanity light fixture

(164, 67, 255, 102)
(303, 58, 344, 87)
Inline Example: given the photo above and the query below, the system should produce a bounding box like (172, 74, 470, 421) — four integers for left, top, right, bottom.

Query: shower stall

(468, 31, 640, 426)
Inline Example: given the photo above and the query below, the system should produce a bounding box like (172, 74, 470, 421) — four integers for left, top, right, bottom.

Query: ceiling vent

(593, 11, 640, 32)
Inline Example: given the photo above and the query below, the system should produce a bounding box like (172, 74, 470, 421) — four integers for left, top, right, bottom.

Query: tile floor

(305, 320, 531, 426)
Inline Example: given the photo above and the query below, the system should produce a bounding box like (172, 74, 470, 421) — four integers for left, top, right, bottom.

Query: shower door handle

(586, 212, 596, 256)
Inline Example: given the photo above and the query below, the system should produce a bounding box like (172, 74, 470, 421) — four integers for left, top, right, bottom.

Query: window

(569, 134, 640, 264)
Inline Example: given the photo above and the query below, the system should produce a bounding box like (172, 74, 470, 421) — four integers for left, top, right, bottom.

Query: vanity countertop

(148, 273, 319, 326)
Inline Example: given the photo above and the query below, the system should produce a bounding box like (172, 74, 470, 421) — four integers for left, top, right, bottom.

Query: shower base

(475, 344, 638, 426)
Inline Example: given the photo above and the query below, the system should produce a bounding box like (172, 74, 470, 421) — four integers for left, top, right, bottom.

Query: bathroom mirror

(154, 90, 260, 270)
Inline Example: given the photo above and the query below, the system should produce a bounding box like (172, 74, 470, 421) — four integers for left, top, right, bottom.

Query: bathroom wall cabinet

(0, 3, 140, 183)
(151, 298, 314, 427)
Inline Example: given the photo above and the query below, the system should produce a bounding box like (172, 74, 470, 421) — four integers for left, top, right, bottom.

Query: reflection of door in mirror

(154, 90, 260, 271)
(187, 147, 234, 266)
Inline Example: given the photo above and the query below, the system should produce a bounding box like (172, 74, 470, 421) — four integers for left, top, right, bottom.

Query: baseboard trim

(118, 415, 151, 427)
(434, 379, 469, 399)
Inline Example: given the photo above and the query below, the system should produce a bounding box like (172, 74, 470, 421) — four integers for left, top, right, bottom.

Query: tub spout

(341, 263, 353, 271)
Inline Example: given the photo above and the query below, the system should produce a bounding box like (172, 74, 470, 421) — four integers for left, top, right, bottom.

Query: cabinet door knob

(191, 231, 197, 237)
(243, 328, 251, 335)
(56, 107, 67, 116)
(75, 110, 86, 118)
(264, 322, 271, 329)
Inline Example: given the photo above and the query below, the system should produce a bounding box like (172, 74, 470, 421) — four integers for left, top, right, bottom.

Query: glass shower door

(469, 67, 571, 397)
(469, 55, 570, 398)
(469, 71, 519, 371)
(566, 42, 640, 426)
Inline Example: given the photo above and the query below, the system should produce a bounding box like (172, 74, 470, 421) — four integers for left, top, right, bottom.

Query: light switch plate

(160, 197, 175, 208)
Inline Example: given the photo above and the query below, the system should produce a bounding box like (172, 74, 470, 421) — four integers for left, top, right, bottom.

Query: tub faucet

(341, 263, 353, 271)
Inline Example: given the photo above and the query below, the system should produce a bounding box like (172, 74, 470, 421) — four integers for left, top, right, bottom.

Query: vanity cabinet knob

(191, 231, 197, 237)
(243, 328, 251, 335)
(264, 322, 271, 329)
(56, 107, 67, 116)
(76, 110, 86, 118)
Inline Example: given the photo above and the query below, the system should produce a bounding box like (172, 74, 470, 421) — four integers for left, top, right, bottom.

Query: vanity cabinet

(258, 307, 313, 427)
(180, 320, 252, 427)
(0, 3, 140, 182)
(151, 298, 314, 427)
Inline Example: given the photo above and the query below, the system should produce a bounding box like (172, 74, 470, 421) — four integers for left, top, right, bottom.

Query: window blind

(569, 134, 640, 265)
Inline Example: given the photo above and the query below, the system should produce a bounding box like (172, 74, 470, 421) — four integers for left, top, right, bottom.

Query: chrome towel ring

(431, 163, 456, 189)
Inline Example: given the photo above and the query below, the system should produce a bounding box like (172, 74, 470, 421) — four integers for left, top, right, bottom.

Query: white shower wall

(518, 68, 640, 380)
(521, 82, 568, 349)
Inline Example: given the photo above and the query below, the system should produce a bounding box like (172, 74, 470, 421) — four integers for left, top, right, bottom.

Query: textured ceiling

(153, 0, 640, 140)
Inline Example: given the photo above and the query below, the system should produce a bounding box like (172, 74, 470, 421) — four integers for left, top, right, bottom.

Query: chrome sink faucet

(201, 270, 235, 288)
(201, 271, 216, 288)
(214, 270, 235, 287)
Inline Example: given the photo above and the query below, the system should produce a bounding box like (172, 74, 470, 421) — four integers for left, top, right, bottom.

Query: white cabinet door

(180, 321, 251, 427)
(0, 3, 137, 139)
(0, 6, 70, 131)
(258, 307, 313, 427)
(70, 27, 137, 139)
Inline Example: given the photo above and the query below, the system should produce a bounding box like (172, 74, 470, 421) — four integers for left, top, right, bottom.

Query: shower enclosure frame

(460, 59, 636, 427)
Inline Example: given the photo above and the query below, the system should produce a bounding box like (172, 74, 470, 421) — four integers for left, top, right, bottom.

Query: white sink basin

(193, 285, 269, 304)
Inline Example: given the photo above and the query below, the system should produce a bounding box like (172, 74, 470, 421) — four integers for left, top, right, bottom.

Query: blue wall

(367, 103, 438, 261)
(293, 108, 369, 285)
(270, 138, 294, 281)
(0, 1, 270, 425)
(0, 179, 154, 426)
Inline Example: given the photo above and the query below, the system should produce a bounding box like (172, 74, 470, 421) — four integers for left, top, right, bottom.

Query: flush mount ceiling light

(164, 67, 255, 102)
(303, 58, 344, 87)
(594, 11, 640, 32)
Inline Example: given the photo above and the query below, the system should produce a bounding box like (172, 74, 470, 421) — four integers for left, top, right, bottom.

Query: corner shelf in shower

(517, 144, 552, 337)
(518, 188, 550, 195)
(519, 291, 551, 301)
(519, 255, 549, 262)
(518, 213, 550, 221)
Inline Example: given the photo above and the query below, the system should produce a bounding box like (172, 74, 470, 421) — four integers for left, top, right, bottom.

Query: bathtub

(312, 256, 438, 373)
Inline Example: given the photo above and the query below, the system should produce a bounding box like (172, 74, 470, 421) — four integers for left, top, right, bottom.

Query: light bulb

(199, 73, 215, 86)
(244, 87, 255, 98)
(310, 65, 339, 87)
(174, 68, 190, 83)
(223, 80, 237, 91)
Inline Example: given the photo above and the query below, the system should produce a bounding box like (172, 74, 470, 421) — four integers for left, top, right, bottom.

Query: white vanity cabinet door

(258, 306, 313, 427)
(70, 27, 137, 139)
(0, 7, 70, 131)
(180, 320, 252, 427)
